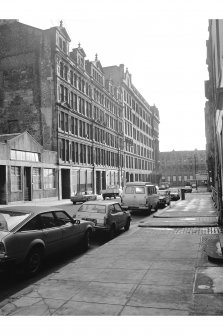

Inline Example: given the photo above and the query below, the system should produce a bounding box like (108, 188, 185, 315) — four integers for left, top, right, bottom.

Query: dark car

(169, 188, 180, 201)
(184, 185, 192, 193)
(0, 206, 94, 276)
(74, 200, 131, 239)
(157, 190, 171, 208)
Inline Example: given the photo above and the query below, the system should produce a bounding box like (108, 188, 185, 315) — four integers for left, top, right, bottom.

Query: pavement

(1, 191, 223, 315)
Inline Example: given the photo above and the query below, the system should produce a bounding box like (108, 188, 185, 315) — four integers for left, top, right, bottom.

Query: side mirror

(73, 219, 80, 225)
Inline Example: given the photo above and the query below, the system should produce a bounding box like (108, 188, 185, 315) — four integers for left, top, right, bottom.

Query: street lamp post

(194, 154, 197, 190)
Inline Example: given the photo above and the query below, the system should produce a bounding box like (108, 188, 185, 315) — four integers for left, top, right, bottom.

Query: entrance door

(0, 166, 6, 204)
(96, 171, 101, 194)
(61, 169, 71, 199)
(24, 167, 31, 201)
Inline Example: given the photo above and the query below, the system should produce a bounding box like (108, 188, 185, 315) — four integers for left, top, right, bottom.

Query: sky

(1, 0, 223, 154)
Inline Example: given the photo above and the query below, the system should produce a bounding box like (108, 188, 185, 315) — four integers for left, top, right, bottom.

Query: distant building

(160, 150, 207, 187)
(0, 20, 160, 200)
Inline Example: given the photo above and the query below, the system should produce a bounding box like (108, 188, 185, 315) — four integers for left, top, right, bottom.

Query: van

(121, 182, 159, 214)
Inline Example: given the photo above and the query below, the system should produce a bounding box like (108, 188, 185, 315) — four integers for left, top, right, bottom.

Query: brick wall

(0, 22, 56, 151)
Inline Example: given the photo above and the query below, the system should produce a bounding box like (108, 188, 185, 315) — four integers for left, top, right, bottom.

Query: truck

(101, 186, 122, 200)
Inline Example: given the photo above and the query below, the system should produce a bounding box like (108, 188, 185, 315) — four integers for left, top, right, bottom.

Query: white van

(121, 182, 159, 214)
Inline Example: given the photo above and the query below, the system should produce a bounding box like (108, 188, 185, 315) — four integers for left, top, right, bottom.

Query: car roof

(80, 200, 120, 205)
(0, 206, 65, 214)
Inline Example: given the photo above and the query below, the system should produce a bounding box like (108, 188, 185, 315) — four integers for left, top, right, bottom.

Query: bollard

(181, 188, 185, 200)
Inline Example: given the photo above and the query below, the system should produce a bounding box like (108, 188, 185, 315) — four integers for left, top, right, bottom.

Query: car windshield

(0, 211, 31, 231)
(78, 204, 106, 214)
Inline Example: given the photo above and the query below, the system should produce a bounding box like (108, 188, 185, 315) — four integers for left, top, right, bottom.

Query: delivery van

(121, 182, 159, 214)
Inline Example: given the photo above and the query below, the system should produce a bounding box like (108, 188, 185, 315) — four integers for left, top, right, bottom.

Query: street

(0, 202, 151, 303)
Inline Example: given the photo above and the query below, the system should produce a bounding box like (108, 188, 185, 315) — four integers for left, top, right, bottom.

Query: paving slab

(126, 284, 193, 310)
(1, 191, 223, 316)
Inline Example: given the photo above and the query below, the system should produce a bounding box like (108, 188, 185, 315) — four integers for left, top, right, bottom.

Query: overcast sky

(2, 0, 223, 153)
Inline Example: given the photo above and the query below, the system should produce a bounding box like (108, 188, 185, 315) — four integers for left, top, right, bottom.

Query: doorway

(61, 169, 71, 199)
(24, 167, 31, 201)
(0, 165, 6, 204)
(96, 171, 101, 195)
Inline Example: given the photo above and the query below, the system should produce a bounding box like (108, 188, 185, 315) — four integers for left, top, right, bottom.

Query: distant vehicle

(157, 189, 171, 208)
(192, 183, 197, 188)
(74, 200, 131, 239)
(71, 191, 97, 204)
(121, 182, 159, 214)
(169, 188, 180, 201)
(101, 186, 122, 200)
(0, 206, 94, 276)
(159, 182, 170, 190)
(184, 185, 192, 193)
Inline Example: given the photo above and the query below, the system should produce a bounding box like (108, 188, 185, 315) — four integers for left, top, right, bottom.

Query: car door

(53, 211, 82, 248)
(39, 212, 63, 255)
(113, 203, 126, 229)
(108, 204, 122, 229)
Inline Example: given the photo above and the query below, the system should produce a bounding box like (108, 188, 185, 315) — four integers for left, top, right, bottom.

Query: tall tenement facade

(205, 19, 223, 223)
(0, 20, 160, 202)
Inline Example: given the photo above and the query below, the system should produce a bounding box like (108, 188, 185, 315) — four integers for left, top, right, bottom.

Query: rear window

(125, 186, 135, 194)
(0, 211, 31, 232)
(78, 204, 106, 214)
(135, 187, 145, 194)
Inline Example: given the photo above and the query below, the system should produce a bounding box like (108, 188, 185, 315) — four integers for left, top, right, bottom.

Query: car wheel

(103, 196, 106, 200)
(82, 230, 91, 251)
(154, 204, 158, 212)
(73, 201, 76, 205)
(124, 219, 130, 231)
(114, 195, 116, 199)
(25, 246, 43, 277)
(109, 224, 116, 240)
(147, 206, 151, 215)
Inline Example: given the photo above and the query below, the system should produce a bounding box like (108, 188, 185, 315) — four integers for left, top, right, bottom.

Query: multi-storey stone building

(103, 65, 160, 185)
(0, 20, 159, 202)
(160, 150, 207, 187)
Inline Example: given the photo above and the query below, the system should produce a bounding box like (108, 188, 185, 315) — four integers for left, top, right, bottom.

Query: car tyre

(25, 246, 43, 277)
(82, 230, 91, 251)
(109, 224, 116, 240)
(73, 201, 76, 205)
(147, 206, 151, 215)
(124, 219, 130, 231)
(154, 204, 158, 212)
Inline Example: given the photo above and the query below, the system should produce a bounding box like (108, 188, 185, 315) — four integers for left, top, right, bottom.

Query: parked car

(169, 188, 180, 201)
(184, 185, 192, 193)
(71, 191, 97, 204)
(0, 206, 94, 276)
(101, 186, 122, 200)
(157, 189, 171, 208)
(121, 182, 159, 214)
(74, 200, 131, 239)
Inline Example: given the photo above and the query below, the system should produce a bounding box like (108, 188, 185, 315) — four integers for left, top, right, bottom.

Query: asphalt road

(0, 202, 157, 303)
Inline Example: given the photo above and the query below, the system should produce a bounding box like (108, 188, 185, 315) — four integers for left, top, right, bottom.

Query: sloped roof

(0, 133, 21, 142)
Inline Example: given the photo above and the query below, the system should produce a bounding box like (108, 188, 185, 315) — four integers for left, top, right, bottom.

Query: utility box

(181, 188, 185, 200)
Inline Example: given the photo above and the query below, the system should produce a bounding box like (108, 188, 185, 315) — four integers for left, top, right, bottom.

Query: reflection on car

(74, 200, 131, 239)
(0, 206, 94, 276)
